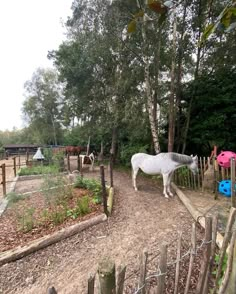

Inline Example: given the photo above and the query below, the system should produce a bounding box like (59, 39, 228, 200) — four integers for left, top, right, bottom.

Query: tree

(22, 68, 63, 145)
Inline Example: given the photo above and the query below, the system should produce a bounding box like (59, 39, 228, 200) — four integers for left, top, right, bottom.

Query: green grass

(18, 165, 60, 176)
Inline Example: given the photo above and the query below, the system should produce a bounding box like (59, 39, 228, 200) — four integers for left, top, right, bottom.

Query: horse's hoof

(164, 195, 169, 199)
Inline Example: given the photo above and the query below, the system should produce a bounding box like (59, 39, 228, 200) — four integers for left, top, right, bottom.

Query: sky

(0, 0, 72, 131)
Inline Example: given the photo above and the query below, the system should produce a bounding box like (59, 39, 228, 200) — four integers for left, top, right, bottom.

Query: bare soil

(0, 166, 206, 294)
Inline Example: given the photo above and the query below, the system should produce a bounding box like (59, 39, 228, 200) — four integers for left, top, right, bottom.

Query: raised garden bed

(0, 176, 104, 254)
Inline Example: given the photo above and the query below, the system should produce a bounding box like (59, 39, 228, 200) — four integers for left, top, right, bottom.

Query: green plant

(74, 176, 102, 203)
(17, 207, 36, 232)
(212, 253, 228, 286)
(18, 165, 59, 176)
(76, 196, 90, 215)
(49, 208, 66, 225)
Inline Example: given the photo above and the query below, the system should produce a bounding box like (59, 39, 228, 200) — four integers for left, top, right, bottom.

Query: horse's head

(189, 155, 199, 175)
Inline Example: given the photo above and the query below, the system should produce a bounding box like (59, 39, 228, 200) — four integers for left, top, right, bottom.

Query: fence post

(174, 231, 182, 294)
(110, 153, 114, 188)
(138, 249, 148, 294)
(47, 287, 57, 294)
(100, 165, 108, 216)
(196, 217, 212, 294)
(214, 207, 236, 293)
(1, 164, 6, 196)
(98, 257, 116, 294)
(156, 244, 167, 294)
(67, 154, 71, 173)
(79, 156, 83, 177)
(184, 223, 196, 294)
(116, 265, 126, 294)
(88, 273, 95, 294)
(231, 157, 236, 208)
(13, 157, 16, 177)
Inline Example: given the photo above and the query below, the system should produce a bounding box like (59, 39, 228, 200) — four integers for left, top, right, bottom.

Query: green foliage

(74, 176, 102, 204)
(17, 207, 36, 232)
(75, 196, 90, 215)
(120, 144, 149, 167)
(18, 165, 59, 176)
(212, 253, 228, 286)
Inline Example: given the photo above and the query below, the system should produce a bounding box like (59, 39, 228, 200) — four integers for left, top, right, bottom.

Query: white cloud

(0, 0, 72, 131)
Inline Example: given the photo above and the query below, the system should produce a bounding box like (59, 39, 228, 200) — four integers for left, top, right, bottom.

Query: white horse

(131, 152, 198, 198)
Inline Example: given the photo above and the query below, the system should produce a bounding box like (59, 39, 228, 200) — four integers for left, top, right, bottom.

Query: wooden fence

(173, 156, 236, 195)
(47, 208, 236, 294)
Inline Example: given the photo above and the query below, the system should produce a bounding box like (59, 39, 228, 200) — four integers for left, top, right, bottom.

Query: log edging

(107, 187, 114, 215)
(0, 213, 107, 266)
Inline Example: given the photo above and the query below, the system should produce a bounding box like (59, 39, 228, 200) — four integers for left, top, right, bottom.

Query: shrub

(74, 176, 102, 203)
(120, 143, 149, 167)
(76, 196, 90, 215)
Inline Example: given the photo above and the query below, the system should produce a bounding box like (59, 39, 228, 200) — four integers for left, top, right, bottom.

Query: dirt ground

(0, 162, 208, 294)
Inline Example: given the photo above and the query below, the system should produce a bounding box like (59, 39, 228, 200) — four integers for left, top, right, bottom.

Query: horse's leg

(162, 173, 169, 198)
(167, 172, 174, 197)
(132, 167, 139, 191)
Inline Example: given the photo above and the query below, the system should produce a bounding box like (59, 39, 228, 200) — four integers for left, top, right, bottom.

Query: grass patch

(18, 165, 60, 176)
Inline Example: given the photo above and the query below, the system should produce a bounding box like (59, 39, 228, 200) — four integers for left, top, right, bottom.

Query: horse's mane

(168, 152, 193, 164)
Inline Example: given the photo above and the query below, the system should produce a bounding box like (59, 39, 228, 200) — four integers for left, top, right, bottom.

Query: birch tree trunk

(142, 13, 161, 154)
(168, 7, 177, 152)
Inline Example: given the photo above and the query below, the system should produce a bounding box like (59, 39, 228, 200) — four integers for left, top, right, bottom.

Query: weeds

(74, 176, 102, 204)
(17, 207, 36, 232)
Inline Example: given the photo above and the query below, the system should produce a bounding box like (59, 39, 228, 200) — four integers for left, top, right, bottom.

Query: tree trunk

(176, 1, 187, 153)
(168, 8, 177, 152)
(142, 14, 161, 154)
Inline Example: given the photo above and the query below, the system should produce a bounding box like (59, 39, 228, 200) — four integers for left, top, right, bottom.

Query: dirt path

(0, 169, 203, 294)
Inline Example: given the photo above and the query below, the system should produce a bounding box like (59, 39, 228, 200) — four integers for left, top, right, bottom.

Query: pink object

(217, 151, 236, 168)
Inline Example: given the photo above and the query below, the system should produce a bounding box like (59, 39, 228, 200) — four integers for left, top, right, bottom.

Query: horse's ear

(190, 154, 193, 157)
(193, 155, 198, 160)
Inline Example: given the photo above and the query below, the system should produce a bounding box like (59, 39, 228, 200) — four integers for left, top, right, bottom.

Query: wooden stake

(1, 164, 6, 196)
(110, 153, 114, 188)
(67, 154, 71, 173)
(138, 249, 148, 294)
(218, 230, 236, 294)
(156, 244, 167, 294)
(100, 165, 108, 216)
(13, 156, 16, 177)
(98, 257, 116, 294)
(174, 231, 182, 294)
(230, 157, 236, 208)
(88, 273, 95, 294)
(184, 223, 196, 294)
(116, 265, 126, 294)
(196, 217, 212, 294)
(214, 207, 236, 292)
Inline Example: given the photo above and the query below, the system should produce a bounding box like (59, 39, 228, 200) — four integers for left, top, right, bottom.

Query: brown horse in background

(65, 146, 87, 156)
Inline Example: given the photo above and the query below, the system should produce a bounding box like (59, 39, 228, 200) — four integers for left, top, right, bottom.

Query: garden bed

(0, 176, 104, 253)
